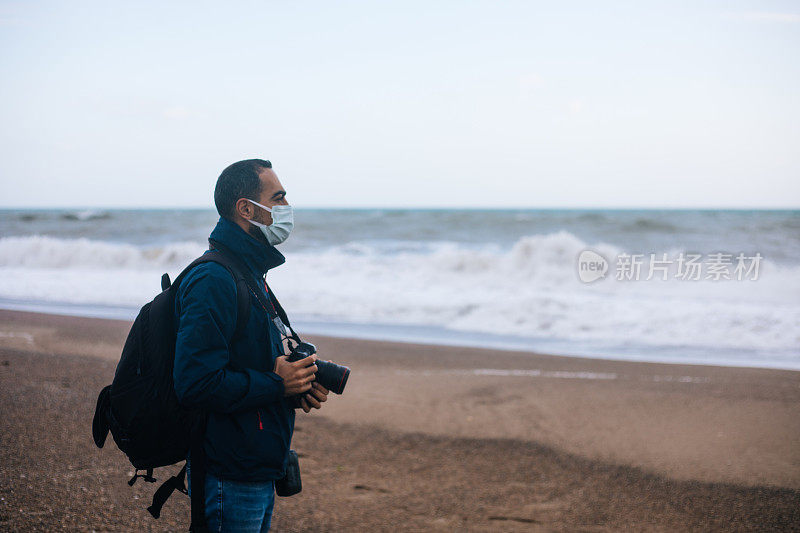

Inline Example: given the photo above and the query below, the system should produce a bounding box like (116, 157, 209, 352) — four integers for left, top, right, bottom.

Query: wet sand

(0, 309, 798, 531)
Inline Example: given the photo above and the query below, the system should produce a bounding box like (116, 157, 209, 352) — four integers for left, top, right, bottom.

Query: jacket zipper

(257, 409, 263, 430)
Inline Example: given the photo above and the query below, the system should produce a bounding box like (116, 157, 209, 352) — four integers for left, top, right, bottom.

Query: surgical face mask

(246, 199, 294, 246)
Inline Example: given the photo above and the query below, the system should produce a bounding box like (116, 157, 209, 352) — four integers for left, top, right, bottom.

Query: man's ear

(235, 198, 253, 221)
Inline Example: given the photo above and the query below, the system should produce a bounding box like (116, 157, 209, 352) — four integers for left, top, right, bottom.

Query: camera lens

(286, 341, 350, 395)
(315, 360, 350, 395)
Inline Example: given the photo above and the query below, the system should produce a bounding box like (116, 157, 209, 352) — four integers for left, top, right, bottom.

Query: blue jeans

(187, 460, 276, 532)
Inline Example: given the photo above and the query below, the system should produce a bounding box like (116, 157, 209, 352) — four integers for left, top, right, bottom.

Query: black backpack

(92, 247, 251, 530)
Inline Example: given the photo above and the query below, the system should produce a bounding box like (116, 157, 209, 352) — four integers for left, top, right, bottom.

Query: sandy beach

(1, 309, 798, 532)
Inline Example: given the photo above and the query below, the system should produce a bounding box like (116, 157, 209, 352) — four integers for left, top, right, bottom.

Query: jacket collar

(208, 216, 285, 277)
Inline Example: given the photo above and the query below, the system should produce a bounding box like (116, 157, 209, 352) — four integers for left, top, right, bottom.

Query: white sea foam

(0, 235, 203, 269)
(395, 368, 620, 380)
(395, 369, 715, 382)
(471, 368, 619, 380)
(0, 233, 798, 364)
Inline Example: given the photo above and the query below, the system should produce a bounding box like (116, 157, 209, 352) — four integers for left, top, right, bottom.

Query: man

(173, 159, 329, 532)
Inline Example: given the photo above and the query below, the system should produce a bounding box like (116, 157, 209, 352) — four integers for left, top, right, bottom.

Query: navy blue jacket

(173, 216, 294, 481)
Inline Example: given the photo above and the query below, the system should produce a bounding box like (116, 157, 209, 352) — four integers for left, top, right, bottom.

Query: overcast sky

(0, 1, 798, 209)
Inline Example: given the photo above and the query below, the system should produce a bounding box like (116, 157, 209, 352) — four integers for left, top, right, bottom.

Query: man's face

(243, 168, 289, 244)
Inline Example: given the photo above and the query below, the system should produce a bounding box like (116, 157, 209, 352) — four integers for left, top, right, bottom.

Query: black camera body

(286, 341, 350, 395)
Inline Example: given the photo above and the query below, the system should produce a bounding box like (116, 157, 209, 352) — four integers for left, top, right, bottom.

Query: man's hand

(273, 354, 317, 396)
(299, 382, 329, 413)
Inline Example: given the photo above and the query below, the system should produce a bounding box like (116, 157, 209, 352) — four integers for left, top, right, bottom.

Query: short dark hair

(214, 159, 272, 219)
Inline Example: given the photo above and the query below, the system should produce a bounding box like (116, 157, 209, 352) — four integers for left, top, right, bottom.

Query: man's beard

(247, 221, 272, 246)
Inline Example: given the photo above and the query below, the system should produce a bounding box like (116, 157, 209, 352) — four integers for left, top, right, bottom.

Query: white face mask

(246, 199, 294, 246)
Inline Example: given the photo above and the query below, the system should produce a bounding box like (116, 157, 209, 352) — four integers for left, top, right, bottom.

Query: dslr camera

(286, 340, 350, 395)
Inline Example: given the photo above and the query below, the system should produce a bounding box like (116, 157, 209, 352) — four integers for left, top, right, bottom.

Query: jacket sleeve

(172, 262, 285, 413)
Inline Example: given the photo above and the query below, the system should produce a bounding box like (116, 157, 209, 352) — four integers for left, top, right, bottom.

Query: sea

(0, 208, 798, 370)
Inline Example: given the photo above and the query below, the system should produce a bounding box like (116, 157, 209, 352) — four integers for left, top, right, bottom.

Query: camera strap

(263, 280, 302, 344)
(208, 239, 303, 344)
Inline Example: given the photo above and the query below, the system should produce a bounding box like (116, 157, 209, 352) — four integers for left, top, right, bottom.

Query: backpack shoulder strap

(169, 250, 251, 342)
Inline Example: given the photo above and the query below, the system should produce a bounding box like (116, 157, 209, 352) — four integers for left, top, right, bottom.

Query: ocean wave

(576, 212, 609, 223)
(60, 210, 111, 221)
(625, 217, 680, 233)
(0, 232, 798, 356)
(268, 233, 800, 353)
(0, 235, 204, 269)
(0, 232, 615, 273)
